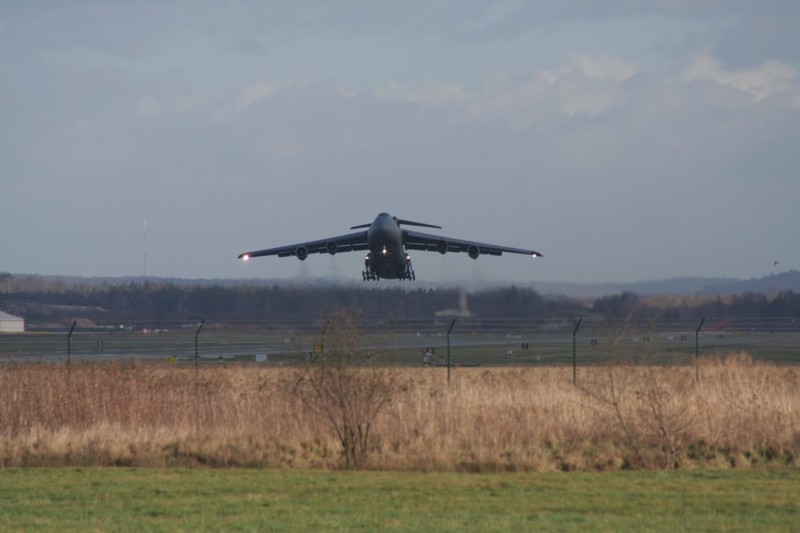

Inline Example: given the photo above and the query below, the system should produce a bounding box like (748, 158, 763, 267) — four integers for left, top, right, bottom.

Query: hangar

(0, 311, 24, 333)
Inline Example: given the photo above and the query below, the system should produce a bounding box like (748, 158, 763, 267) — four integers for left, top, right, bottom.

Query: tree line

(2, 275, 800, 323)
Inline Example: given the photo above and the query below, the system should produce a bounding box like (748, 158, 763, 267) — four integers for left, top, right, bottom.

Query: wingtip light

(241, 254, 250, 261)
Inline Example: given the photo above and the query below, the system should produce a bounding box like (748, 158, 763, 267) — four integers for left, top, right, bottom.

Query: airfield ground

(1, 319, 798, 530)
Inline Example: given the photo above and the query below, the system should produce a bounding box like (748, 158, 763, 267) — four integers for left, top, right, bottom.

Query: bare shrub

(579, 363, 645, 467)
(580, 362, 701, 469)
(643, 366, 696, 467)
(291, 311, 399, 469)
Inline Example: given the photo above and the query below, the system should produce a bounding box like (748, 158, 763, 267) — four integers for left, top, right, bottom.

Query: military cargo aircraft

(238, 212, 542, 281)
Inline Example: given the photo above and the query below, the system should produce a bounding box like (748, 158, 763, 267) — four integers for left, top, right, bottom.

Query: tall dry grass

(1, 355, 798, 470)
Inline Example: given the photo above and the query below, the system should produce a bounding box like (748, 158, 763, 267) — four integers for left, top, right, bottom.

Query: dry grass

(1, 354, 798, 471)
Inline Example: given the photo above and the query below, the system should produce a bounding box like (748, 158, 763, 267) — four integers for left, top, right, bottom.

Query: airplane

(238, 212, 542, 281)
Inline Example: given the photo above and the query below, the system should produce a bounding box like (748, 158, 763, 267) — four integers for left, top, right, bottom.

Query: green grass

(1, 469, 798, 532)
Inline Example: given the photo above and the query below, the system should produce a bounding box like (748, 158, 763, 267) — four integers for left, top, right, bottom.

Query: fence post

(195, 319, 205, 376)
(695, 317, 705, 383)
(66, 320, 77, 378)
(447, 319, 456, 385)
(572, 318, 582, 385)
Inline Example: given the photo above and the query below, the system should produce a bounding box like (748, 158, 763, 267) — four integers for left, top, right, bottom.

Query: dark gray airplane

(238, 212, 542, 281)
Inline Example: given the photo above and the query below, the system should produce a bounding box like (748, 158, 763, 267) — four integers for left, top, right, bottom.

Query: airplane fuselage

(364, 212, 414, 280)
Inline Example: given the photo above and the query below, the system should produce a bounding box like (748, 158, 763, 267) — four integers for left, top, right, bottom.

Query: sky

(1, 1, 798, 284)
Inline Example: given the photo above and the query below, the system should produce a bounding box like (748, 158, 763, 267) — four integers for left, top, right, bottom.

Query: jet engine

(437, 240, 448, 254)
(295, 246, 309, 260)
(467, 244, 481, 259)
(326, 241, 338, 255)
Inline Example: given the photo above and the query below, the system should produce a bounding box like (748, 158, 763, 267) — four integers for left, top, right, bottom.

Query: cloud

(373, 81, 471, 105)
(713, 9, 800, 68)
(683, 54, 800, 106)
(136, 88, 201, 117)
(540, 54, 637, 84)
(212, 82, 282, 121)
(460, 55, 637, 127)
(234, 82, 279, 113)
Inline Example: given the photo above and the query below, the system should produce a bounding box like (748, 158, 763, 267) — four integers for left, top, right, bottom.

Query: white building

(0, 311, 24, 333)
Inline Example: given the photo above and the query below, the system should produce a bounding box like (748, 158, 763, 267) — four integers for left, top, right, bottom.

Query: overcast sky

(1, 1, 798, 284)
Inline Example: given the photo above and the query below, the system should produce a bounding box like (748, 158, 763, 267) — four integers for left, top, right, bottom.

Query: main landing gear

(361, 268, 415, 281)
(398, 268, 415, 281)
(362, 252, 416, 281)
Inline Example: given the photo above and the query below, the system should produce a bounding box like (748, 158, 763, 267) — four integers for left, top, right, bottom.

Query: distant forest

(2, 274, 800, 323)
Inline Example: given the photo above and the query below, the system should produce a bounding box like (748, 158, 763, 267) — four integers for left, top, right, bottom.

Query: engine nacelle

(437, 240, 448, 254)
(467, 244, 481, 259)
(326, 241, 337, 255)
(295, 246, 309, 261)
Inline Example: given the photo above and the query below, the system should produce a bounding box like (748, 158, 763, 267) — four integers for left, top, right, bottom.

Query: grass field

(1, 468, 798, 531)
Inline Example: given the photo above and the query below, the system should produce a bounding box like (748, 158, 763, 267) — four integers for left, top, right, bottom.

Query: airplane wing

(238, 230, 369, 260)
(403, 230, 542, 258)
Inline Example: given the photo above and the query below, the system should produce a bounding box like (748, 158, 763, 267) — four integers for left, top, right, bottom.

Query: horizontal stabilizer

(396, 218, 442, 229)
(350, 217, 442, 230)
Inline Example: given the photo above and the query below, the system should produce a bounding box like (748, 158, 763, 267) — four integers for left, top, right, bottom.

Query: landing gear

(361, 252, 416, 281)
(362, 268, 414, 281)
(363, 254, 379, 281)
(398, 267, 415, 281)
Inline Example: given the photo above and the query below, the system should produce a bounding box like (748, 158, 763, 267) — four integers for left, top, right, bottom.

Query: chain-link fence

(2, 317, 798, 366)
